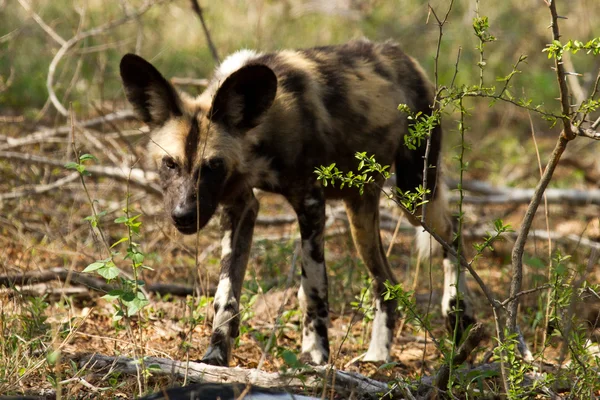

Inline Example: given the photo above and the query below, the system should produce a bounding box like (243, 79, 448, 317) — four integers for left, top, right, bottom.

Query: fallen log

(139, 382, 319, 400)
(75, 354, 394, 399)
(447, 178, 600, 206)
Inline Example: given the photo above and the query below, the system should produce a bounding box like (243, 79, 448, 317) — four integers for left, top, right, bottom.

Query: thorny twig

(507, 0, 589, 335)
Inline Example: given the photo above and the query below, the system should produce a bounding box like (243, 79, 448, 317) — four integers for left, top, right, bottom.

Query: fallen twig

(442, 178, 600, 206)
(0, 110, 136, 151)
(0, 151, 161, 195)
(0, 172, 79, 201)
(0, 267, 206, 297)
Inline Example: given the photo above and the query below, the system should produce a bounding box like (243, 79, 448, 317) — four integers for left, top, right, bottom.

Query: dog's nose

(171, 204, 195, 225)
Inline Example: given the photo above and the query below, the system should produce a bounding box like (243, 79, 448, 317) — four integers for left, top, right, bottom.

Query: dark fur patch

(185, 116, 200, 173)
(446, 298, 476, 343)
(279, 69, 308, 95)
(119, 54, 182, 124)
(309, 288, 329, 318)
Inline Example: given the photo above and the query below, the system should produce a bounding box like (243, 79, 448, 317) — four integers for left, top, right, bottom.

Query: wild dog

(119, 39, 474, 366)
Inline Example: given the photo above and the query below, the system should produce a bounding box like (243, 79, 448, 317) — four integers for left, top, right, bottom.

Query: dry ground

(1, 115, 599, 398)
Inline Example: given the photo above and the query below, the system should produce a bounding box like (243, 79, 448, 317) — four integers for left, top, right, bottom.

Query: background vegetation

(1, 0, 599, 398)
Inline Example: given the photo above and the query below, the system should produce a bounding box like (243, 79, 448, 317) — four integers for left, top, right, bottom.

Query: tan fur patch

(148, 118, 190, 165)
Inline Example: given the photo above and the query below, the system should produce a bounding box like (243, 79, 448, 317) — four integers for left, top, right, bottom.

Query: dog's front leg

(201, 190, 258, 366)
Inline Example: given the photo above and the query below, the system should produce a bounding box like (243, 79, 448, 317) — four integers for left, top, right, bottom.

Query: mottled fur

(120, 39, 473, 366)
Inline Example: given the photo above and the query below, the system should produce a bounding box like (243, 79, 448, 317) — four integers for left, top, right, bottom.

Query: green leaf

(97, 263, 120, 280)
(101, 293, 119, 302)
(64, 162, 79, 170)
(126, 295, 149, 316)
(79, 154, 98, 162)
(377, 361, 399, 370)
(121, 291, 136, 302)
(132, 252, 144, 265)
(46, 349, 61, 366)
(114, 216, 128, 224)
(83, 262, 105, 273)
(281, 350, 300, 368)
(146, 364, 162, 372)
(111, 237, 129, 248)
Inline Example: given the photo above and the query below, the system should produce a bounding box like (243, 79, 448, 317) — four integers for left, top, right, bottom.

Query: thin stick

(189, 0, 220, 64)
(507, 0, 578, 334)
(47, 0, 163, 116)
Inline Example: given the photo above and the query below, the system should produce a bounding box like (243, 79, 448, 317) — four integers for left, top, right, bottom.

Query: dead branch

(0, 151, 161, 195)
(189, 0, 220, 64)
(507, 0, 587, 334)
(259, 209, 600, 252)
(76, 353, 394, 399)
(0, 110, 136, 151)
(45, 0, 164, 116)
(385, 178, 600, 206)
(468, 226, 600, 252)
(1, 284, 92, 302)
(170, 77, 209, 87)
(18, 0, 66, 47)
(0, 172, 79, 201)
(75, 352, 580, 399)
(574, 124, 600, 140)
(0, 267, 204, 297)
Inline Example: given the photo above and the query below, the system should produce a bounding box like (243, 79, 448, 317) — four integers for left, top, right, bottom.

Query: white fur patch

(298, 240, 328, 364)
(148, 118, 189, 164)
(441, 258, 458, 317)
(221, 230, 232, 259)
(363, 298, 392, 362)
(415, 181, 451, 260)
(213, 49, 261, 83)
(300, 240, 327, 298)
(298, 285, 328, 364)
(214, 276, 233, 327)
(441, 257, 469, 317)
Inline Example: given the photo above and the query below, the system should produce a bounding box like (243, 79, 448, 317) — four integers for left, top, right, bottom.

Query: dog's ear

(120, 54, 182, 125)
(209, 64, 277, 132)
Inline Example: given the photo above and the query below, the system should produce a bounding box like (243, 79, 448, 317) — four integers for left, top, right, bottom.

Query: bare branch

(0, 151, 161, 195)
(18, 0, 67, 46)
(47, 0, 164, 116)
(0, 110, 136, 151)
(507, 0, 579, 335)
(170, 77, 209, 87)
(189, 0, 220, 64)
(574, 124, 600, 140)
(449, 187, 600, 206)
(0, 267, 202, 297)
(0, 172, 79, 201)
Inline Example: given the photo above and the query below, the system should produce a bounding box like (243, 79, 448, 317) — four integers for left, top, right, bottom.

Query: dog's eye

(163, 157, 177, 169)
(208, 158, 225, 170)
